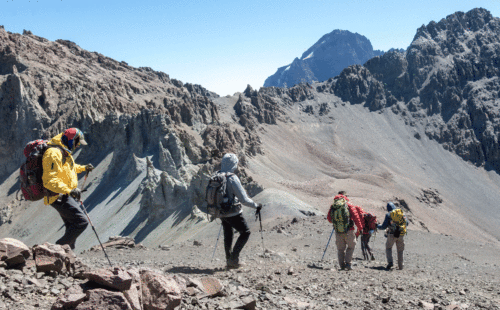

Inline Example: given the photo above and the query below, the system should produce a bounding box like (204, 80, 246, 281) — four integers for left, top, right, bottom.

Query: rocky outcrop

(32, 243, 76, 274)
(0, 238, 31, 267)
(313, 8, 500, 171)
(0, 25, 268, 242)
(264, 30, 384, 88)
(0, 26, 265, 185)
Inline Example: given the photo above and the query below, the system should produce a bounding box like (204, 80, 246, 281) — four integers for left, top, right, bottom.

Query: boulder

(72, 258, 91, 279)
(0, 238, 31, 267)
(91, 236, 136, 251)
(200, 277, 224, 297)
(51, 284, 87, 310)
(75, 289, 133, 310)
(229, 295, 257, 310)
(123, 268, 143, 310)
(140, 270, 182, 310)
(33, 243, 74, 273)
(83, 266, 132, 291)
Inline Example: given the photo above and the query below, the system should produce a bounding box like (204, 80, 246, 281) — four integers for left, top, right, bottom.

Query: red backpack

(19, 140, 66, 201)
(363, 212, 377, 234)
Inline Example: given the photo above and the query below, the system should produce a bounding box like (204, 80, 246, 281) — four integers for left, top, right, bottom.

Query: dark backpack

(19, 140, 66, 201)
(205, 172, 233, 218)
(363, 212, 377, 233)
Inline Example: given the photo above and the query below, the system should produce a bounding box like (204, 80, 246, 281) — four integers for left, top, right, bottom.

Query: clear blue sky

(1, 0, 498, 96)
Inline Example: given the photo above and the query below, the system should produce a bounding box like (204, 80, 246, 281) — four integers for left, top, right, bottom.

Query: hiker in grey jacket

(219, 153, 262, 268)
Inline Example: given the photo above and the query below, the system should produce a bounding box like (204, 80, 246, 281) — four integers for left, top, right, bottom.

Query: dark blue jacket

(377, 202, 409, 230)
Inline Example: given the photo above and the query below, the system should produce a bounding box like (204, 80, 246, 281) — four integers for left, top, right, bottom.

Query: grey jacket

(219, 153, 258, 218)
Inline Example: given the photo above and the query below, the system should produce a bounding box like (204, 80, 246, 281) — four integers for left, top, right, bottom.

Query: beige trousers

(335, 230, 357, 267)
(386, 233, 405, 269)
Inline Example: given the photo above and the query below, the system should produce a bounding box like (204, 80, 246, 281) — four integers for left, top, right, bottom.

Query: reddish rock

(123, 268, 143, 310)
(200, 277, 223, 297)
(51, 285, 87, 310)
(0, 238, 31, 267)
(33, 243, 72, 273)
(83, 267, 132, 291)
(72, 258, 91, 279)
(75, 289, 132, 310)
(140, 270, 182, 310)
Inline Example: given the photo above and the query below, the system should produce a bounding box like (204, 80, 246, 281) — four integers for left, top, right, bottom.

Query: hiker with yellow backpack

(377, 202, 409, 270)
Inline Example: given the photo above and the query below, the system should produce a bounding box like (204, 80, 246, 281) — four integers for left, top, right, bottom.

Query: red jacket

(327, 195, 364, 235)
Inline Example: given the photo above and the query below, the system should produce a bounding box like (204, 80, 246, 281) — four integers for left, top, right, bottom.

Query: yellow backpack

(390, 209, 407, 237)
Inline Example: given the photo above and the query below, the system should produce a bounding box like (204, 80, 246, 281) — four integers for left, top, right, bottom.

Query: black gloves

(85, 164, 94, 172)
(69, 188, 82, 201)
(255, 203, 263, 216)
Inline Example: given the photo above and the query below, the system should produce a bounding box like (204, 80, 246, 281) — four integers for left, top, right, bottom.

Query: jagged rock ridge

(0, 26, 266, 248)
(292, 8, 500, 171)
(264, 29, 384, 88)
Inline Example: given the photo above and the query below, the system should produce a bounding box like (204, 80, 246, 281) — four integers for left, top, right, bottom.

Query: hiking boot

(339, 263, 346, 270)
(371, 254, 375, 261)
(345, 263, 352, 271)
(226, 258, 246, 269)
(386, 262, 393, 270)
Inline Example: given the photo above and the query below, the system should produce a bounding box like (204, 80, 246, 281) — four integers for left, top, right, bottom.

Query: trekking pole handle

(80, 170, 90, 195)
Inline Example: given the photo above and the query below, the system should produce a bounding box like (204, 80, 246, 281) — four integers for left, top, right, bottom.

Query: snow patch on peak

(303, 52, 314, 60)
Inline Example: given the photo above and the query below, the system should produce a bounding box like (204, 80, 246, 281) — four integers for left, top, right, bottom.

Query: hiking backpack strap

(48, 145, 68, 165)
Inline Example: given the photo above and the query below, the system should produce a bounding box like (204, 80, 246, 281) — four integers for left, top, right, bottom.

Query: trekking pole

(211, 225, 222, 263)
(321, 226, 335, 261)
(80, 201, 113, 267)
(256, 208, 265, 253)
(81, 170, 89, 192)
(80, 171, 113, 268)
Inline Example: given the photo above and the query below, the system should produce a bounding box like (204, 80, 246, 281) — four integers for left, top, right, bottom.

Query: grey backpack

(205, 172, 233, 218)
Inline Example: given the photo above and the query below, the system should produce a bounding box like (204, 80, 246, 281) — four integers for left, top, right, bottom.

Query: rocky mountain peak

(413, 8, 494, 44)
(264, 29, 384, 88)
(322, 8, 500, 171)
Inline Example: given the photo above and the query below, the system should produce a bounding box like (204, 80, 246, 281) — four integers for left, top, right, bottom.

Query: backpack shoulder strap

(48, 145, 68, 165)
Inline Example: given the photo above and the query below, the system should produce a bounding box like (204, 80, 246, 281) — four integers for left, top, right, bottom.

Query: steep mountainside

(0, 26, 264, 250)
(339, 8, 500, 171)
(1, 8, 500, 253)
(264, 30, 384, 88)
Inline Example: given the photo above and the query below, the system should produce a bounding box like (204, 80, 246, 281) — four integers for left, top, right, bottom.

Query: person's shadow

(368, 266, 389, 271)
(165, 266, 217, 275)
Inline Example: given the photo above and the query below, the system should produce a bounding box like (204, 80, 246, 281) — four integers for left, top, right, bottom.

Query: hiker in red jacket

(327, 191, 364, 270)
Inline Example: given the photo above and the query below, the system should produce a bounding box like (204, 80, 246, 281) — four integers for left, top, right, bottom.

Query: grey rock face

(264, 30, 384, 88)
(0, 26, 264, 235)
(314, 8, 500, 171)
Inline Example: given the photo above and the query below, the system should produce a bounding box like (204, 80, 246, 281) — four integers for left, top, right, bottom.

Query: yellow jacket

(42, 133, 86, 205)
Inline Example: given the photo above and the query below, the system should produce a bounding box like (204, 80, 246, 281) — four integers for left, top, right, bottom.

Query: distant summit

(264, 30, 384, 88)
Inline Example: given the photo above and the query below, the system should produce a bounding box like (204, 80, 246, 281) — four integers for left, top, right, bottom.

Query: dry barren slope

(2, 88, 500, 253)
(214, 92, 500, 244)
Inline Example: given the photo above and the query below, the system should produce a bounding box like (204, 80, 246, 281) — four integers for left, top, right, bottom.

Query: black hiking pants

(51, 195, 89, 250)
(221, 213, 250, 261)
(361, 234, 373, 258)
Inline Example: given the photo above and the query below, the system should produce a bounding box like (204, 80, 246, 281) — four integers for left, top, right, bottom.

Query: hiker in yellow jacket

(42, 128, 93, 249)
